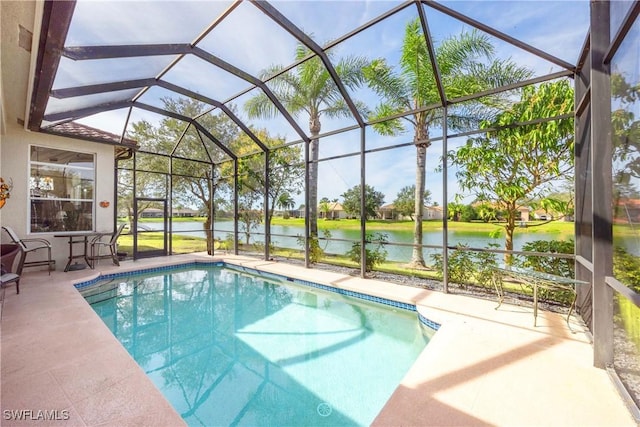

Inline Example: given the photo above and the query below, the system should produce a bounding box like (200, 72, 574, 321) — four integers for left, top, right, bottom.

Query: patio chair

(89, 223, 126, 268)
(1, 226, 54, 275)
(1, 243, 21, 294)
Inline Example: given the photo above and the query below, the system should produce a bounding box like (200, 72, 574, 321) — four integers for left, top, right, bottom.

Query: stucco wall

(1, 1, 116, 271)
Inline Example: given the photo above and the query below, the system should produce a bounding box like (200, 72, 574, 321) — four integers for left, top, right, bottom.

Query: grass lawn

(133, 215, 577, 236)
(270, 217, 576, 236)
(117, 232, 209, 255)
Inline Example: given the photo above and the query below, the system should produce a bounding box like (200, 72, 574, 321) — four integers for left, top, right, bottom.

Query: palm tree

(364, 20, 531, 267)
(245, 44, 370, 238)
(276, 192, 295, 218)
(319, 198, 332, 219)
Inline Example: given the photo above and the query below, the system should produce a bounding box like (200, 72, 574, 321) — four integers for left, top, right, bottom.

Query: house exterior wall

(0, 1, 116, 271)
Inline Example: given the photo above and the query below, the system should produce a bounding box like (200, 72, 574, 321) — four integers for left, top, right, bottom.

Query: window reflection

(29, 146, 95, 233)
(609, 12, 640, 407)
(611, 15, 640, 294)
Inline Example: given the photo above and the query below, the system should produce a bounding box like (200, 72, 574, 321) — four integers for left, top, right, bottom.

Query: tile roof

(46, 121, 137, 147)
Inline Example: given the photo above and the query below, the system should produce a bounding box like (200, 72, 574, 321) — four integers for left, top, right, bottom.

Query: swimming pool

(79, 263, 435, 426)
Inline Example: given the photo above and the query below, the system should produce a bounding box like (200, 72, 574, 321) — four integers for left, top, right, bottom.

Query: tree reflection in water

(86, 266, 428, 426)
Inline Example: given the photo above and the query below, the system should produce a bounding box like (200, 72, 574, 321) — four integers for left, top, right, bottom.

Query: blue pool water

(81, 264, 431, 426)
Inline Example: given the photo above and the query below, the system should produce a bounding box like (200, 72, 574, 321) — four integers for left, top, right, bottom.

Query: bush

(515, 239, 575, 278)
(296, 229, 332, 264)
(512, 239, 575, 304)
(613, 246, 640, 293)
(346, 232, 388, 272)
(474, 243, 501, 289)
(430, 244, 476, 288)
(612, 247, 640, 358)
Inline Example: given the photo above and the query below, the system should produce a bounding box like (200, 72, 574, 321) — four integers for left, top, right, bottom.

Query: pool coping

(75, 259, 442, 333)
(1, 253, 636, 426)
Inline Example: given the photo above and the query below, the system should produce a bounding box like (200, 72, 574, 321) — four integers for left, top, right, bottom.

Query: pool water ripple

(82, 265, 431, 426)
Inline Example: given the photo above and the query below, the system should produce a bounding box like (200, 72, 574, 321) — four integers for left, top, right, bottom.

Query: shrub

(474, 243, 501, 289)
(430, 244, 475, 288)
(448, 245, 475, 287)
(346, 232, 388, 272)
(613, 246, 640, 293)
(512, 239, 575, 304)
(514, 239, 575, 278)
(296, 229, 332, 264)
(612, 247, 640, 356)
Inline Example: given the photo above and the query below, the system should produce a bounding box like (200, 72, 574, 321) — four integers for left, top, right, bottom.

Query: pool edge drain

(317, 402, 332, 417)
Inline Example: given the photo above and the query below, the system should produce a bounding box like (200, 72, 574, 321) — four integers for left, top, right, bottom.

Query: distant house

(291, 209, 304, 218)
(319, 202, 347, 219)
(425, 205, 443, 220)
(173, 208, 197, 217)
(532, 209, 554, 220)
(378, 204, 443, 220)
(614, 198, 640, 224)
(140, 208, 164, 218)
(518, 206, 531, 222)
(378, 203, 397, 220)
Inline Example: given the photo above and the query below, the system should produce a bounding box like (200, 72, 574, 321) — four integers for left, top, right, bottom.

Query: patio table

(492, 265, 589, 330)
(53, 232, 101, 272)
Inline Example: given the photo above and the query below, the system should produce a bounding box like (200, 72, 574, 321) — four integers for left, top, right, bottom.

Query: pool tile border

(75, 260, 441, 331)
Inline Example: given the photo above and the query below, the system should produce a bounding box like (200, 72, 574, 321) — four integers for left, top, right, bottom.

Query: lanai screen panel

(32, 0, 590, 160)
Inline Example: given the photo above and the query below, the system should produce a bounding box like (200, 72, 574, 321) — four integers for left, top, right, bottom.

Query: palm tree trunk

(204, 215, 214, 255)
(411, 143, 427, 267)
(309, 116, 321, 237)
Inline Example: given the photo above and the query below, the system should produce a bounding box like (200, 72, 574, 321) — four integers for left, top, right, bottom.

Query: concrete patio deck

(1, 253, 636, 426)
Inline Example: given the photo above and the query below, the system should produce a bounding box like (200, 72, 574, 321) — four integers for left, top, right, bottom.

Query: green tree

(341, 185, 385, 219)
(245, 44, 370, 239)
(460, 204, 477, 222)
(219, 129, 304, 243)
(364, 21, 531, 267)
(394, 185, 432, 220)
(447, 202, 465, 221)
(475, 202, 499, 222)
(276, 192, 295, 218)
(611, 72, 640, 231)
(318, 197, 336, 219)
(127, 98, 239, 254)
(450, 80, 575, 259)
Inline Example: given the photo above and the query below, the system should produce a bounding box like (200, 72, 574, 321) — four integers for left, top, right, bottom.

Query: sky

(57, 0, 591, 208)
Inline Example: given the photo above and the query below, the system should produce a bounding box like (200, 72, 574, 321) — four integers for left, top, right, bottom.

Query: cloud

(197, 1, 297, 77)
(67, 1, 225, 45)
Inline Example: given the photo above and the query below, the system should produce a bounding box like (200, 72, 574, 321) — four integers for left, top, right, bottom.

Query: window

(29, 146, 95, 233)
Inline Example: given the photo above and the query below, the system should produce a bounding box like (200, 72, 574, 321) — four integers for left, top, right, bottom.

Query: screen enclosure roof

(28, 0, 592, 162)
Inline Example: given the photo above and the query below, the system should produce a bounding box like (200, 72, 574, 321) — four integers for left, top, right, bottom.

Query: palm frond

(370, 103, 408, 135)
(335, 55, 371, 88)
(364, 58, 410, 110)
(322, 99, 357, 120)
(437, 29, 494, 76)
(245, 92, 284, 120)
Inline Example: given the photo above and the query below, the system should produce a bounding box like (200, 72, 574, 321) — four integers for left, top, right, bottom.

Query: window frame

(28, 145, 96, 234)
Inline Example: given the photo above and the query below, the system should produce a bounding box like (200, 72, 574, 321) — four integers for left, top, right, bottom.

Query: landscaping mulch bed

(269, 255, 570, 315)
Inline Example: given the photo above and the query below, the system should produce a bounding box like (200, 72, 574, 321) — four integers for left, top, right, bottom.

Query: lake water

(155, 220, 588, 262)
